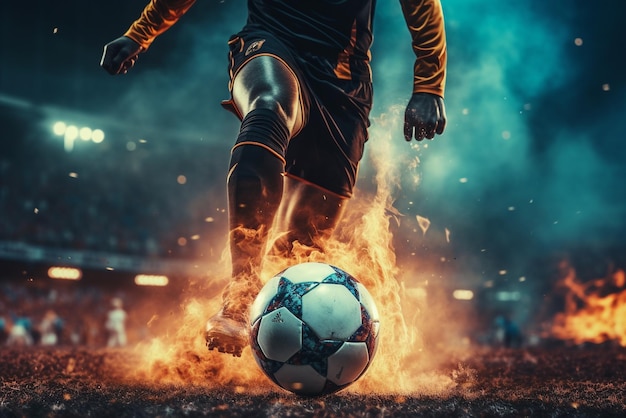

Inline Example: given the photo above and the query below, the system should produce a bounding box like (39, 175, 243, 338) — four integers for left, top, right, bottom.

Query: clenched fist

(100, 36, 143, 75)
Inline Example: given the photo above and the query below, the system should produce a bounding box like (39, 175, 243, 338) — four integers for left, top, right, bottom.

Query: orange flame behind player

(551, 263, 626, 347)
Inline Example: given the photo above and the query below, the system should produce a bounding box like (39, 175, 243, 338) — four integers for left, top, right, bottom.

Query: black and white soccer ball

(249, 262, 380, 396)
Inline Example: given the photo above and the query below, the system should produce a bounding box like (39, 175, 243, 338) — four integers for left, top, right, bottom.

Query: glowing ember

(416, 215, 431, 235)
(551, 264, 626, 347)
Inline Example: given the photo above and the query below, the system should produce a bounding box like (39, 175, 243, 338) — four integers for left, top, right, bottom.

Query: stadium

(1, 0, 625, 416)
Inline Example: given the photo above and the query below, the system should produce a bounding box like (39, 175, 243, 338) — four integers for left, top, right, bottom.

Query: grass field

(1, 344, 625, 417)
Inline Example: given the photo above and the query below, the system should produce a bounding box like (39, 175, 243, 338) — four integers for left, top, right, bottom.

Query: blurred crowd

(0, 280, 161, 348)
(0, 126, 227, 260)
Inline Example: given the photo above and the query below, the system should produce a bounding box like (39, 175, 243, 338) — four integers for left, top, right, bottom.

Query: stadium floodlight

(134, 274, 169, 287)
(64, 125, 79, 141)
(92, 129, 105, 143)
(452, 289, 474, 301)
(51, 121, 106, 150)
(79, 127, 93, 141)
(48, 266, 82, 280)
(52, 121, 66, 136)
(61, 125, 78, 152)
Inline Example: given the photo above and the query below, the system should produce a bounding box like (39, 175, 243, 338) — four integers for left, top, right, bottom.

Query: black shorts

(222, 29, 373, 198)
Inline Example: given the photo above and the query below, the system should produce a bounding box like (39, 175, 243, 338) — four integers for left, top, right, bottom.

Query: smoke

(369, 1, 625, 271)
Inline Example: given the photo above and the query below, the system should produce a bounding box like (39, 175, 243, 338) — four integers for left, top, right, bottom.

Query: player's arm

(399, 0, 447, 141)
(101, 0, 196, 75)
(124, 0, 197, 50)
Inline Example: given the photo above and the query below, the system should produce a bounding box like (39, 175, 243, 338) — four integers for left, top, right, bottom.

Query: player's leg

(206, 55, 303, 356)
(270, 77, 372, 260)
(226, 55, 303, 308)
(271, 176, 348, 256)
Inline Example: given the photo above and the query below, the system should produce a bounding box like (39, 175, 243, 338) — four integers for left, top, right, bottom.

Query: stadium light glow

(64, 125, 79, 141)
(92, 129, 105, 143)
(48, 266, 82, 280)
(63, 125, 78, 152)
(52, 121, 66, 136)
(51, 121, 106, 150)
(452, 289, 474, 301)
(134, 274, 169, 287)
(79, 127, 92, 141)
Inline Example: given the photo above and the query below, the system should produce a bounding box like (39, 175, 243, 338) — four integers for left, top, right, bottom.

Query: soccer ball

(249, 262, 380, 396)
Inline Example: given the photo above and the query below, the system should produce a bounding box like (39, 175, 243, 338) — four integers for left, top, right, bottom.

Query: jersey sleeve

(124, 0, 197, 50)
(400, 0, 447, 98)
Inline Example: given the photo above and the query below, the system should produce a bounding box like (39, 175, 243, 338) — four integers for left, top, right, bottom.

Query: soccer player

(105, 297, 128, 347)
(101, 0, 447, 357)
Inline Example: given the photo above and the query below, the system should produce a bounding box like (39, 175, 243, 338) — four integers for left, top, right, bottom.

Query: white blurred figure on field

(39, 309, 59, 346)
(105, 297, 127, 347)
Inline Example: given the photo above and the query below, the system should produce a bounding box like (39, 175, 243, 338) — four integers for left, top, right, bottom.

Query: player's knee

(249, 94, 296, 131)
(235, 108, 292, 159)
(250, 94, 281, 112)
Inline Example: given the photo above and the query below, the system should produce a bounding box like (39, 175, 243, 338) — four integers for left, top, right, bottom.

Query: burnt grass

(0, 344, 625, 417)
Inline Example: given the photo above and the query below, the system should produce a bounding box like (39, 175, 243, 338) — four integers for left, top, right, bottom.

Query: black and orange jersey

(245, 0, 374, 68)
(124, 0, 446, 97)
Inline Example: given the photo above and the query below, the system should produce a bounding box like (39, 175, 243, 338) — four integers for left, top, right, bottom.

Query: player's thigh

(232, 55, 303, 133)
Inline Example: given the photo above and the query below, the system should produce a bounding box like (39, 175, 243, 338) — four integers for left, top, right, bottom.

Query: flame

(125, 106, 463, 395)
(551, 263, 626, 346)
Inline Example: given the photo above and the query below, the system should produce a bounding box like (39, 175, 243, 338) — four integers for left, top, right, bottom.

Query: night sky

(1, 1, 625, 292)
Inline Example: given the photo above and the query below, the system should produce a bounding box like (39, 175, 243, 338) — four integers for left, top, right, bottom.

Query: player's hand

(100, 36, 143, 75)
(403, 92, 446, 141)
